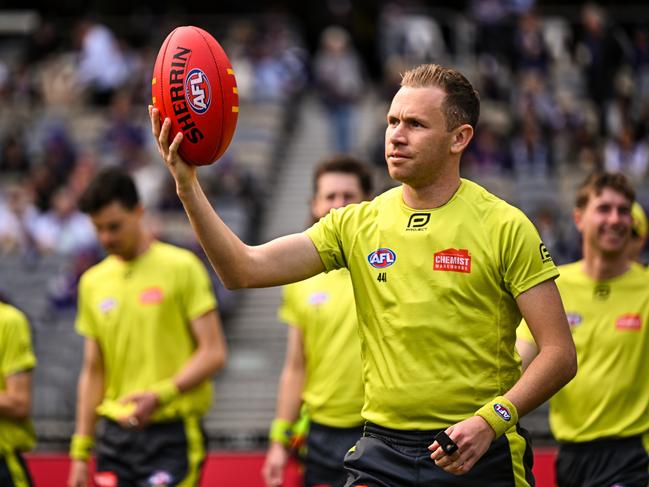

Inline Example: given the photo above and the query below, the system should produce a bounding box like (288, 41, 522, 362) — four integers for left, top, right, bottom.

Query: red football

(152, 26, 238, 165)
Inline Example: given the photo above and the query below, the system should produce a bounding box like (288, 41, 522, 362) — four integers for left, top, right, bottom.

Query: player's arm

(0, 370, 32, 420)
(68, 338, 105, 487)
(120, 309, 227, 428)
(263, 327, 306, 487)
(507, 279, 576, 415)
(149, 106, 325, 289)
(431, 279, 576, 474)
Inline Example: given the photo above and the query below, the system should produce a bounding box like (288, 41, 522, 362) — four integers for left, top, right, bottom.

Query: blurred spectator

(378, 2, 448, 68)
(47, 246, 101, 310)
(631, 25, 649, 103)
(101, 92, 146, 168)
(0, 131, 31, 176)
(469, 0, 514, 65)
(463, 124, 511, 175)
(510, 117, 553, 177)
(604, 123, 649, 179)
(313, 26, 364, 153)
(574, 3, 630, 132)
(32, 187, 97, 256)
(513, 11, 549, 74)
(74, 17, 132, 106)
(0, 183, 39, 257)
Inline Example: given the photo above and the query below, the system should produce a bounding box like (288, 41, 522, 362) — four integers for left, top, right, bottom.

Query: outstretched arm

(149, 106, 325, 289)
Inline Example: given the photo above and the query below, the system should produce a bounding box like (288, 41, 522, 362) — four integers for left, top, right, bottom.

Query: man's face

(574, 188, 633, 257)
(385, 86, 455, 188)
(90, 201, 142, 260)
(312, 172, 365, 221)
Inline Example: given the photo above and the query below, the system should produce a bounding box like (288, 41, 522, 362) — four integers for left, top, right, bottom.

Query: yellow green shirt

(0, 302, 36, 453)
(76, 241, 217, 421)
(279, 268, 364, 427)
(518, 262, 649, 442)
(305, 180, 558, 430)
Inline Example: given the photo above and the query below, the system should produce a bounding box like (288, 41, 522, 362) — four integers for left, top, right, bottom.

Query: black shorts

(556, 434, 649, 487)
(0, 451, 34, 487)
(304, 421, 363, 487)
(95, 417, 206, 487)
(343, 421, 535, 487)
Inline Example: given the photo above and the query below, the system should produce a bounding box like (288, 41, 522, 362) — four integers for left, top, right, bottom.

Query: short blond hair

(401, 64, 480, 130)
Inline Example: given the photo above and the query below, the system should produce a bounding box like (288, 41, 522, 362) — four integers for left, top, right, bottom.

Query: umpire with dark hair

(67, 168, 228, 487)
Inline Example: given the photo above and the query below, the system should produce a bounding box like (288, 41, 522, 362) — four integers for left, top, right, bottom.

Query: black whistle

(434, 431, 458, 455)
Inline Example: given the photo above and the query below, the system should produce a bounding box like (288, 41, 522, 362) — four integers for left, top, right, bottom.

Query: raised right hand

(148, 105, 197, 193)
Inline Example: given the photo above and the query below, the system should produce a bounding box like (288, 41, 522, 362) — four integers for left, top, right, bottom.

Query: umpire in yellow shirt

(518, 172, 649, 487)
(0, 300, 36, 487)
(262, 156, 372, 487)
(151, 63, 577, 486)
(67, 168, 227, 487)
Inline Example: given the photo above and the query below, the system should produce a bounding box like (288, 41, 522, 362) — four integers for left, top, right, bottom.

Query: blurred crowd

(1, 0, 649, 313)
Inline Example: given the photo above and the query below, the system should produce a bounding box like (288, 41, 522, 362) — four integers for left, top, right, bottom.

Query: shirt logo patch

(594, 284, 610, 300)
(99, 297, 117, 314)
(308, 292, 329, 306)
(406, 212, 430, 231)
(94, 472, 118, 487)
(539, 242, 553, 263)
(493, 403, 512, 421)
(615, 314, 642, 331)
(566, 313, 582, 328)
(433, 249, 471, 273)
(140, 287, 164, 305)
(368, 248, 396, 268)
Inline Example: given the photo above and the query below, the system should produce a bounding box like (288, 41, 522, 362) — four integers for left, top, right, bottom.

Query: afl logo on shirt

(566, 313, 583, 328)
(368, 248, 396, 268)
(99, 297, 117, 314)
(308, 292, 329, 306)
(493, 403, 512, 421)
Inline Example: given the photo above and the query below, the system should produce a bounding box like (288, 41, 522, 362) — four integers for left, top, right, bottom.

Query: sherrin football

(152, 26, 238, 165)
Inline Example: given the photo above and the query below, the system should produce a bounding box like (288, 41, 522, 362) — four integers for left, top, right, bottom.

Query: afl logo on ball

(185, 68, 211, 114)
(368, 248, 396, 268)
(493, 403, 511, 421)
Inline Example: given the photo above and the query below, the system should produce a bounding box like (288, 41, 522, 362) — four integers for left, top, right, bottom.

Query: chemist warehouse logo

(368, 248, 396, 268)
(185, 68, 211, 114)
(433, 248, 471, 273)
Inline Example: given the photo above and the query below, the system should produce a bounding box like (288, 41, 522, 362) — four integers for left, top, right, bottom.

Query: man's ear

(450, 124, 474, 155)
(573, 207, 584, 233)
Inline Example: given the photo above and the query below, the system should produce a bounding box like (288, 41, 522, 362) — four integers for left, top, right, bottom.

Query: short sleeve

(181, 254, 218, 321)
(495, 207, 559, 298)
(1, 308, 36, 376)
(304, 208, 348, 272)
